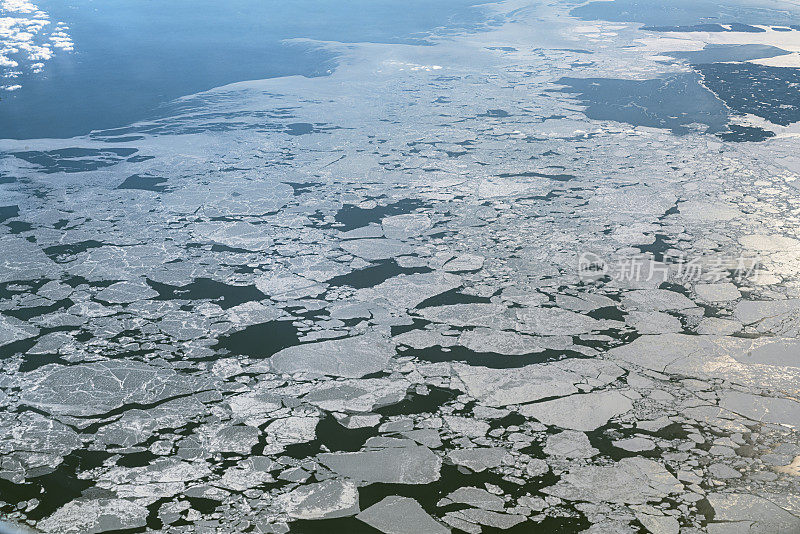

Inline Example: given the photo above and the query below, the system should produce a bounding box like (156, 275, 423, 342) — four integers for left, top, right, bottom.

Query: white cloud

(0, 0, 72, 87)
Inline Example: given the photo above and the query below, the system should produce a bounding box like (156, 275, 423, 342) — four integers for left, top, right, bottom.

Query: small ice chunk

(544, 430, 599, 458)
(612, 437, 656, 452)
(381, 214, 432, 239)
(447, 447, 511, 472)
(440, 487, 505, 511)
(694, 283, 741, 302)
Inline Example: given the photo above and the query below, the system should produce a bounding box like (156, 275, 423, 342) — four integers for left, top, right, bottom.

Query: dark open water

(0, 0, 487, 139)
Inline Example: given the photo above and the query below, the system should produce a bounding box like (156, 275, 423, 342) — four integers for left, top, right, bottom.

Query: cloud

(0, 0, 73, 88)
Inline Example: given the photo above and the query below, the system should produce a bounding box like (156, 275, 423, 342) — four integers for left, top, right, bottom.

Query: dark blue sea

(0, 0, 486, 139)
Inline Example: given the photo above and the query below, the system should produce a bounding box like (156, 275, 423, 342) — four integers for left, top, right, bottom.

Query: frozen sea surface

(1, 0, 800, 533)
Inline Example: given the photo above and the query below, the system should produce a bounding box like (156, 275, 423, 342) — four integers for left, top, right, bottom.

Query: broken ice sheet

(543, 457, 683, 505)
(263, 415, 319, 453)
(0, 318, 38, 349)
(38, 499, 149, 534)
(0, 412, 80, 483)
(4, 1, 800, 532)
(90, 395, 207, 449)
(91, 458, 212, 503)
(20, 360, 212, 418)
(453, 358, 623, 407)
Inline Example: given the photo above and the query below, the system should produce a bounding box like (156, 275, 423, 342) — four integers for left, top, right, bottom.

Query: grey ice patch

(319, 445, 441, 484)
(277, 479, 360, 520)
(94, 458, 212, 502)
(302, 378, 409, 412)
(608, 334, 800, 396)
(612, 437, 656, 452)
(95, 280, 159, 303)
(620, 289, 696, 312)
(206, 424, 260, 455)
(446, 447, 511, 473)
(442, 254, 485, 272)
(340, 238, 415, 261)
(393, 329, 458, 350)
(91, 395, 207, 448)
(544, 457, 683, 505)
(694, 283, 741, 302)
(448, 508, 526, 530)
(0, 412, 80, 483)
(544, 430, 599, 458)
(743, 339, 800, 368)
(719, 390, 800, 428)
(706, 493, 800, 533)
(263, 416, 319, 453)
(0, 314, 37, 347)
(217, 464, 275, 491)
(381, 214, 433, 239)
(21, 360, 209, 418)
(356, 496, 448, 534)
(696, 317, 742, 335)
(678, 200, 741, 222)
(269, 333, 394, 378)
(625, 311, 682, 335)
(255, 273, 325, 301)
(516, 306, 608, 335)
(734, 299, 800, 335)
(453, 363, 579, 407)
(633, 511, 679, 534)
(355, 271, 462, 309)
(38, 498, 149, 533)
(453, 359, 623, 407)
(439, 487, 505, 511)
(519, 390, 633, 431)
(418, 303, 513, 329)
(457, 328, 539, 355)
(0, 237, 54, 283)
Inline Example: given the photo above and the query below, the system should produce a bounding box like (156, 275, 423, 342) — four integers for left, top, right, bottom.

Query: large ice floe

(0, 0, 799, 532)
